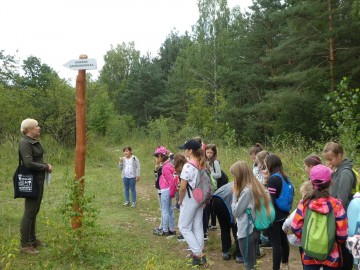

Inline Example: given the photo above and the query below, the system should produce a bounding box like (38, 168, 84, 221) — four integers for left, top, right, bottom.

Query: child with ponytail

(178, 139, 208, 266)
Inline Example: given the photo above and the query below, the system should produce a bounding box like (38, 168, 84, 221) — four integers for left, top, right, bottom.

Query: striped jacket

(291, 196, 348, 268)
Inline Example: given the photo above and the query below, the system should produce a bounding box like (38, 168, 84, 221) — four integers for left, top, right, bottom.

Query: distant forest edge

(1, 0, 360, 157)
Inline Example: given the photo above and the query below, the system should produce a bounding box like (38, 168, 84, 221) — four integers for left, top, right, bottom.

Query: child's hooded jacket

(291, 196, 348, 268)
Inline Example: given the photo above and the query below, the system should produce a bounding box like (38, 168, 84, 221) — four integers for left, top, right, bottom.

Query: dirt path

(205, 229, 303, 270)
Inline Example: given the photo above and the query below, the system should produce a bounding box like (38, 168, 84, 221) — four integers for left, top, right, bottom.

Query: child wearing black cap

(178, 139, 208, 266)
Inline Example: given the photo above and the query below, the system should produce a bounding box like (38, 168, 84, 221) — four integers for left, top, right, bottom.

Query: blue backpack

(273, 172, 294, 212)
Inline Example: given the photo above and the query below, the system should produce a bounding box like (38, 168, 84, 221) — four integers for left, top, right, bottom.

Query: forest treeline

(1, 0, 360, 153)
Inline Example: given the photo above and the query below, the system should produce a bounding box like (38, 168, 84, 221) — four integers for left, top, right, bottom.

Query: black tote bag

(13, 153, 39, 199)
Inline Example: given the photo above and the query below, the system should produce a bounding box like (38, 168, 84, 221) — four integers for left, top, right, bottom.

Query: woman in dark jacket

(19, 118, 52, 254)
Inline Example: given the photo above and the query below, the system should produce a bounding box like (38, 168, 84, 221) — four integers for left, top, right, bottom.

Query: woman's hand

(136, 176, 140, 182)
(47, 164, 53, 173)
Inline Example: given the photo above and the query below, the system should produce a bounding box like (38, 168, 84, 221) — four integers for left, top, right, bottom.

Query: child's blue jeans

(161, 189, 175, 232)
(123, 177, 136, 203)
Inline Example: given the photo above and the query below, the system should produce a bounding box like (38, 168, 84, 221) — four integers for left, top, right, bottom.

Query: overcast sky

(1, 0, 252, 83)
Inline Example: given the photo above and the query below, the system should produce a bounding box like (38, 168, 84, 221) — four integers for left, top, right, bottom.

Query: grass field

(0, 137, 318, 270)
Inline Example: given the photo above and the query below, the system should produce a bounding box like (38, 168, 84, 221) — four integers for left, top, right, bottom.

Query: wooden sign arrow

(63, 58, 97, 70)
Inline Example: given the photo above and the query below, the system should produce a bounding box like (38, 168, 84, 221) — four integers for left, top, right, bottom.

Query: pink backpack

(169, 175, 179, 198)
(187, 161, 212, 205)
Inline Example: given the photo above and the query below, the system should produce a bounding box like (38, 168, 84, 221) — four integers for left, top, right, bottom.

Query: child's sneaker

(257, 248, 266, 259)
(236, 256, 244, 263)
(192, 257, 202, 265)
(204, 233, 209, 241)
(153, 228, 163, 235)
(187, 254, 203, 266)
(131, 202, 136, 208)
(222, 252, 230, 260)
(208, 225, 217, 230)
(177, 234, 186, 242)
(154, 229, 168, 236)
(201, 254, 207, 265)
(260, 242, 272, 249)
(123, 201, 130, 206)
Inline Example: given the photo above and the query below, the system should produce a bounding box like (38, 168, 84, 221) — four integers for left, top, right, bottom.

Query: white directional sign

(63, 58, 97, 70)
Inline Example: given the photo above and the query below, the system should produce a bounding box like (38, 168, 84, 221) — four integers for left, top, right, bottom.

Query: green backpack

(301, 204, 336, 261)
(351, 168, 360, 195)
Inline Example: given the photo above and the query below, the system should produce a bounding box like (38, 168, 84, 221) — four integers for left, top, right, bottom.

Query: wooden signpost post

(64, 55, 97, 229)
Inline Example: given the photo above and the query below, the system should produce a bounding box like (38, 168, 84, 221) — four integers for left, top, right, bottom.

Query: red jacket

(291, 196, 348, 268)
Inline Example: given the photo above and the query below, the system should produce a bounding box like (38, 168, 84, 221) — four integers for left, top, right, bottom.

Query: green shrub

(324, 77, 360, 163)
(106, 115, 137, 144)
(0, 237, 17, 270)
(147, 117, 179, 146)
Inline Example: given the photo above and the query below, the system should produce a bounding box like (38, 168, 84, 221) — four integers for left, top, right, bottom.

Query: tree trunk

(212, 0, 218, 121)
(328, 0, 335, 92)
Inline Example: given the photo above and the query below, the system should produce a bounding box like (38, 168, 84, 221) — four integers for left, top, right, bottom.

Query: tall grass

(0, 134, 325, 270)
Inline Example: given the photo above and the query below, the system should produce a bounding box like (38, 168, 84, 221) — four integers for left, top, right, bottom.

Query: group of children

(118, 140, 360, 270)
(246, 142, 358, 270)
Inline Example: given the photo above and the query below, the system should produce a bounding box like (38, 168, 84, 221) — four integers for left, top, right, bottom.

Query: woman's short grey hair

(20, 118, 38, 135)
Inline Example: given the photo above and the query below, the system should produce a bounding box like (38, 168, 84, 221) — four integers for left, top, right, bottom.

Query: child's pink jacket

(159, 160, 175, 190)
